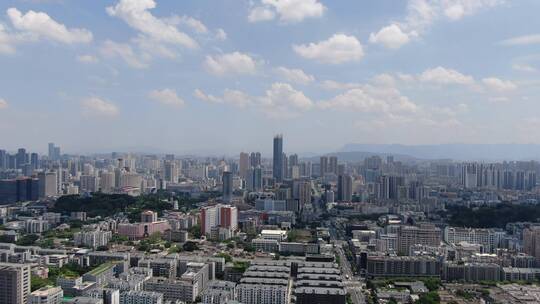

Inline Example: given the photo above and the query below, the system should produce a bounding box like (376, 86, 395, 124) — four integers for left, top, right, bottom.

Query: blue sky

(0, 0, 539, 155)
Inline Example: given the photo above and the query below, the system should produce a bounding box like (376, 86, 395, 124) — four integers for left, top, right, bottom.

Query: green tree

(183, 241, 199, 252)
(31, 275, 50, 291)
(38, 238, 55, 249)
(188, 224, 201, 238)
(217, 253, 233, 263)
(168, 245, 182, 254)
(415, 291, 440, 304)
(148, 232, 162, 244)
(16, 234, 39, 246)
(421, 278, 441, 292)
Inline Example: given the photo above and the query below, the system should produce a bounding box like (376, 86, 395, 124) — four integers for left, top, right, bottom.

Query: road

(331, 231, 366, 304)
(336, 243, 365, 304)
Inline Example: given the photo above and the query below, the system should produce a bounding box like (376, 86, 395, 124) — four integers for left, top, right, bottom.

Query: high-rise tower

(273, 135, 283, 183)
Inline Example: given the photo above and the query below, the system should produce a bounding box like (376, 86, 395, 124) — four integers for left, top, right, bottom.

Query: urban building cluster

(2, 137, 540, 303)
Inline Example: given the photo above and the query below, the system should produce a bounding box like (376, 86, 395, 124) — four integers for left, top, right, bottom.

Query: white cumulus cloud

(106, 0, 198, 49)
(149, 89, 185, 107)
(176, 15, 207, 34)
(260, 82, 313, 112)
(512, 64, 537, 72)
(249, 0, 325, 23)
(369, 24, 411, 49)
(419, 66, 475, 85)
(196, 83, 314, 119)
(194, 89, 221, 104)
(320, 80, 362, 91)
(442, 0, 503, 20)
(215, 28, 227, 41)
(500, 34, 540, 46)
(275, 67, 314, 85)
(194, 88, 252, 108)
(100, 40, 148, 69)
(372, 0, 504, 50)
(81, 97, 119, 117)
(293, 34, 364, 64)
(248, 6, 276, 22)
(319, 85, 417, 114)
(482, 77, 517, 91)
(7, 7, 92, 44)
(204, 52, 258, 76)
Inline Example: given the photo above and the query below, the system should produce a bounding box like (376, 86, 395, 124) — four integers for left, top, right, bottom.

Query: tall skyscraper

(164, 161, 178, 183)
(222, 171, 233, 202)
(293, 180, 311, 209)
(320, 156, 329, 177)
(30, 153, 39, 170)
(329, 156, 338, 175)
(337, 174, 353, 202)
(48, 143, 61, 161)
(289, 154, 299, 167)
(80, 175, 98, 193)
(54, 146, 61, 160)
(38, 171, 58, 198)
(250, 152, 261, 167)
(48, 143, 55, 160)
(273, 135, 283, 183)
(99, 171, 115, 193)
(524, 226, 540, 261)
(239, 152, 249, 179)
(165, 154, 175, 161)
(16, 148, 27, 169)
(220, 205, 238, 231)
(246, 167, 263, 192)
(0, 263, 31, 304)
(282, 152, 288, 179)
(0, 150, 6, 170)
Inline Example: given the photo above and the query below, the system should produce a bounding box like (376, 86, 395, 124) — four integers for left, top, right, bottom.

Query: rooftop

(86, 262, 116, 276)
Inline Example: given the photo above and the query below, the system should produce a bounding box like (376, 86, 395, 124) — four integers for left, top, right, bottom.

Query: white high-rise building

(99, 171, 115, 193)
(38, 171, 58, 198)
(164, 161, 178, 183)
(83, 163, 95, 176)
(120, 291, 163, 304)
(80, 175, 99, 193)
(239, 152, 250, 179)
(0, 263, 31, 304)
(120, 172, 142, 188)
(200, 204, 238, 236)
(74, 230, 113, 249)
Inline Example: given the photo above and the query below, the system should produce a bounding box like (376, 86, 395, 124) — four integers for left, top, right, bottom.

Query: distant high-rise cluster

(48, 143, 61, 161)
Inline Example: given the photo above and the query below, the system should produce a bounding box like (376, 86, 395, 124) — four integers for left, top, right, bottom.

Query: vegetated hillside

(446, 204, 540, 228)
(53, 193, 137, 217)
(340, 143, 540, 161)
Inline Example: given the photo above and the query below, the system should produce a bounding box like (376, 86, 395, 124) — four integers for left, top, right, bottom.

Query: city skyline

(1, 0, 540, 154)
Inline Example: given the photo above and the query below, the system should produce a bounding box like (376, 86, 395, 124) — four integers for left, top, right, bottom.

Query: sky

(0, 0, 540, 156)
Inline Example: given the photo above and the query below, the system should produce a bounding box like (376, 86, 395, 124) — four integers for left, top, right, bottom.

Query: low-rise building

(29, 286, 63, 304)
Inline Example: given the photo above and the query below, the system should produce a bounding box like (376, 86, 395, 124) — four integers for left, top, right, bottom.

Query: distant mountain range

(304, 151, 419, 163)
(339, 144, 540, 161)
